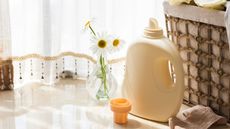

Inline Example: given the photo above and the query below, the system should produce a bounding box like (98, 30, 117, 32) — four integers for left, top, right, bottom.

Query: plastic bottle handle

(169, 54, 184, 91)
(154, 52, 184, 92)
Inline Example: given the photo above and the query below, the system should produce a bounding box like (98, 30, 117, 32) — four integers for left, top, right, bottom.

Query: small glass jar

(86, 54, 117, 102)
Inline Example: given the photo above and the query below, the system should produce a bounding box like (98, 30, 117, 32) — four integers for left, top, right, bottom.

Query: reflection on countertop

(0, 79, 169, 129)
(1, 79, 229, 129)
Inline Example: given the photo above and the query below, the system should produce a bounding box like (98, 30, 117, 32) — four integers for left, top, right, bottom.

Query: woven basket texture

(165, 14, 230, 121)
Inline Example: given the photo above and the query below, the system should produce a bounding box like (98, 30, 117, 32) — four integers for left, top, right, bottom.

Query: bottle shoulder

(131, 37, 175, 50)
(132, 36, 170, 45)
(129, 37, 180, 58)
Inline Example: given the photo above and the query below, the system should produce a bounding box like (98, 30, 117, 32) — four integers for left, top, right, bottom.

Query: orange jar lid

(110, 98, 132, 124)
(110, 98, 131, 112)
(110, 98, 131, 113)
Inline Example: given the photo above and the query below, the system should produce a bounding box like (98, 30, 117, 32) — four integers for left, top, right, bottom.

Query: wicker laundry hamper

(0, 59, 14, 90)
(163, 1, 230, 121)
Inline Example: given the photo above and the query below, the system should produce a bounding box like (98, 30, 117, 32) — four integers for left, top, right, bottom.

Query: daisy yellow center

(113, 39, 120, 47)
(98, 39, 107, 48)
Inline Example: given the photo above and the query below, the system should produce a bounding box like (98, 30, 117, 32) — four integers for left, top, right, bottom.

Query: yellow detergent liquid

(122, 18, 185, 122)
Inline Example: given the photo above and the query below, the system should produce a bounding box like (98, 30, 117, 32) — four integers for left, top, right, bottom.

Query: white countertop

(0, 79, 229, 129)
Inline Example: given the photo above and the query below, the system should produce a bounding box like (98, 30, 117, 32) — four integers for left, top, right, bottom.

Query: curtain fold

(3, 0, 164, 88)
(0, 0, 14, 90)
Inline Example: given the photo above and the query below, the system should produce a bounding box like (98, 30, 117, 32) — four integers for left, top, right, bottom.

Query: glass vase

(86, 54, 117, 102)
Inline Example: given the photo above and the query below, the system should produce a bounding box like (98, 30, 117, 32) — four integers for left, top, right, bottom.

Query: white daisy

(110, 36, 125, 53)
(90, 32, 111, 56)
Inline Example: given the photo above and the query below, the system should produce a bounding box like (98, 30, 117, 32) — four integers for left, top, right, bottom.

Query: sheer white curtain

(7, 0, 165, 87)
(0, 0, 11, 59)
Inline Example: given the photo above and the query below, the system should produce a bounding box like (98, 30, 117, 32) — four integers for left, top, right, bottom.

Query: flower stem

(100, 54, 107, 96)
(89, 25, 96, 37)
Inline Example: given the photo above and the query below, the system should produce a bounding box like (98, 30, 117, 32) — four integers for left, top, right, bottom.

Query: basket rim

(163, 1, 226, 27)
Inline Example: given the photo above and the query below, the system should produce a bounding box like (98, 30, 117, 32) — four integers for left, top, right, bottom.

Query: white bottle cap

(144, 18, 163, 39)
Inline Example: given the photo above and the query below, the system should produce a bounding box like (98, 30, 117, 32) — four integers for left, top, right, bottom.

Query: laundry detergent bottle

(122, 18, 184, 122)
